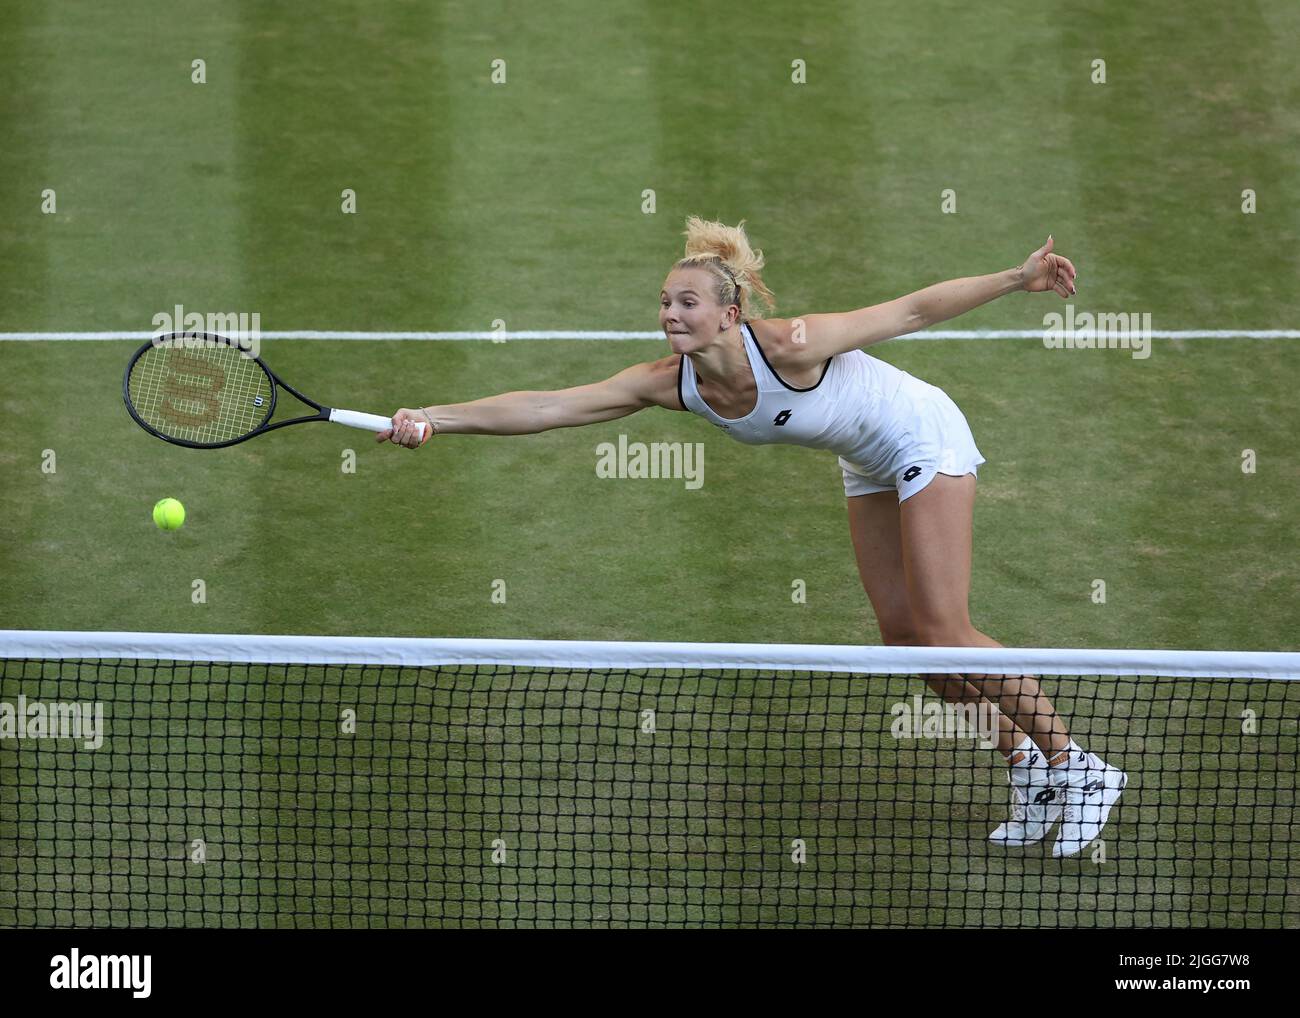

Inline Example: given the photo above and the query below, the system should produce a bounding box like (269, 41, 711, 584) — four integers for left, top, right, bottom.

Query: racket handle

(329, 408, 427, 441)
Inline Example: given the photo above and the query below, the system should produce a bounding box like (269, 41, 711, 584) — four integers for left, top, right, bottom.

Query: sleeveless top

(677, 321, 935, 479)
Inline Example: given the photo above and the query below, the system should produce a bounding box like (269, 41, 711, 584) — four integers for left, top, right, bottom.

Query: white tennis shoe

(989, 758, 1062, 847)
(1050, 751, 1128, 858)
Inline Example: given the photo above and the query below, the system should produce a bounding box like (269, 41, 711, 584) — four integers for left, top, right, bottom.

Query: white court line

(1, 329, 1299, 341)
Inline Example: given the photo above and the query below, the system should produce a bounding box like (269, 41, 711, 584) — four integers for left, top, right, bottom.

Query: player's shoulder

(746, 317, 826, 374)
(634, 353, 684, 385)
(608, 354, 686, 411)
(642, 354, 687, 411)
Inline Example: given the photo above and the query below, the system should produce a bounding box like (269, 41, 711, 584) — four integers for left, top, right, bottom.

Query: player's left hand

(1019, 236, 1077, 298)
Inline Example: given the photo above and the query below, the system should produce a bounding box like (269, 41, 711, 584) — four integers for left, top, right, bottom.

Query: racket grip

(329, 408, 427, 441)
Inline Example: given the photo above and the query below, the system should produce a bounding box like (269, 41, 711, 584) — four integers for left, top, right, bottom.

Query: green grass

(2, 337, 1296, 649)
(1, 0, 1298, 928)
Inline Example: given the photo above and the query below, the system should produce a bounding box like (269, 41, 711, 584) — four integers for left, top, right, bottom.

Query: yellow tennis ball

(152, 497, 186, 531)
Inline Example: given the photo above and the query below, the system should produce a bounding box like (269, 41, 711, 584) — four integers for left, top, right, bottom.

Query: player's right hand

(377, 408, 431, 448)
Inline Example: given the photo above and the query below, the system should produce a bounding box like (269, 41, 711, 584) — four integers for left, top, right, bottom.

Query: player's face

(660, 268, 733, 354)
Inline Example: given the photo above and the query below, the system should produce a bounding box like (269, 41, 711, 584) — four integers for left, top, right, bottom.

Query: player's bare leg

(897, 473, 1126, 855)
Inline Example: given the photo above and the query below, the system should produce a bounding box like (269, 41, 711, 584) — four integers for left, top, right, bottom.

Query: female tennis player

(379, 217, 1125, 858)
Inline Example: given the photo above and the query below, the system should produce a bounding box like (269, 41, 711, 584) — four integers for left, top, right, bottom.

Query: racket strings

(129, 338, 273, 444)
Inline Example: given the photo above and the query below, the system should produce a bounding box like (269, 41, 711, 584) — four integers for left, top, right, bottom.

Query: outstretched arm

(911, 235, 1077, 326)
(774, 236, 1078, 369)
(378, 356, 681, 448)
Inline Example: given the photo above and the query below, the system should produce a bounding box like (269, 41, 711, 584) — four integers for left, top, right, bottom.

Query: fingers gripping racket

(123, 332, 424, 449)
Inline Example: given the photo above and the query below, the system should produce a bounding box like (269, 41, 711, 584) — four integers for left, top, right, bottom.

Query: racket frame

(123, 332, 409, 449)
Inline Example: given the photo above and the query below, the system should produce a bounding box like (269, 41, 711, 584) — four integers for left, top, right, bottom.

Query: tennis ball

(152, 497, 186, 531)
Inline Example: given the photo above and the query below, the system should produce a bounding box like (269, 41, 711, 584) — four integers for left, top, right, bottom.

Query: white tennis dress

(677, 321, 985, 501)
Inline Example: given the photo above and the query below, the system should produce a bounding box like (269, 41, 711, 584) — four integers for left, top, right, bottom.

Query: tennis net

(1, 631, 1296, 929)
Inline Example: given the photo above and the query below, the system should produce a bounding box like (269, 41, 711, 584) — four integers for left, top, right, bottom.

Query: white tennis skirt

(839, 384, 985, 502)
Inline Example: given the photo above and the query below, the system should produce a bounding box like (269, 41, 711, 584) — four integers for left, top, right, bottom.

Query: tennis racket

(123, 332, 424, 449)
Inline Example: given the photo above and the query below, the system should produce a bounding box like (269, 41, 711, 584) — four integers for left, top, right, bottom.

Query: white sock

(1046, 739, 1088, 764)
(1048, 739, 1097, 785)
(1006, 737, 1047, 783)
(1005, 735, 1035, 766)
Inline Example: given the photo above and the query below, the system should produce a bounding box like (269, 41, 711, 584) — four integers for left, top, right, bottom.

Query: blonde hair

(673, 216, 777, 321)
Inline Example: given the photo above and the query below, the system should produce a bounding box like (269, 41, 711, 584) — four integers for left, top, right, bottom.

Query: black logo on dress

(902, 465, 923, 482)
(773, 409, 792, 426)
